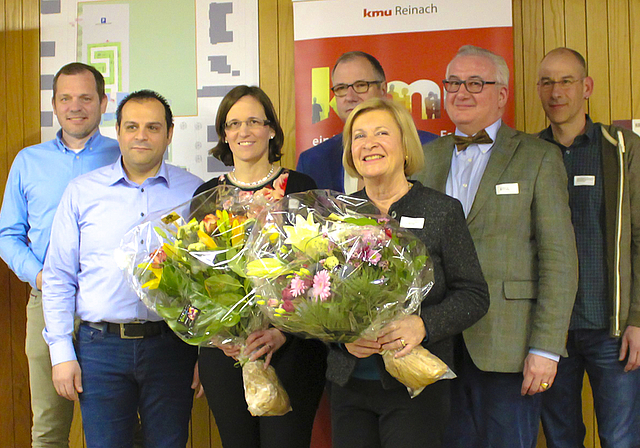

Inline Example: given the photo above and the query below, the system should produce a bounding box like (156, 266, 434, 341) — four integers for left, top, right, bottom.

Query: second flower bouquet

(245, 190, 454, 396)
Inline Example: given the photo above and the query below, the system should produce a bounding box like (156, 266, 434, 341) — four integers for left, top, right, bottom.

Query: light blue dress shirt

(42, 158, 203, 366)
(445, 119, 501, 217)
(0, 130, 120, 288)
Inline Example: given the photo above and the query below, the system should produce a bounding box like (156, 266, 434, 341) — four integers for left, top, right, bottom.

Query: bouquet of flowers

(118, 184, 290, 415)
(245, 190, 454, 396)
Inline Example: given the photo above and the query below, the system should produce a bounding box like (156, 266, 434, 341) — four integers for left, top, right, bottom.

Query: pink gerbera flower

(290, 275, 308, 297)
(312, 270, 331, 301)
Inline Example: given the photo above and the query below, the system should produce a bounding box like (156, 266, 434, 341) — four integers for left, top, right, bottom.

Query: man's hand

(36, 271, 43, 291)
(191, 360, 204, 398)
(619, 325, 640, 372)
(521, 353, 557, 396)
(52, 360, 83, 401)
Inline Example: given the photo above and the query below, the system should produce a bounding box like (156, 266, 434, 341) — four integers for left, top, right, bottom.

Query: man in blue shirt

(537, 47, 640, 448)
(0, 62, 119, 447)
(296, 51, 437, 193)
(42, 90, 203, 448)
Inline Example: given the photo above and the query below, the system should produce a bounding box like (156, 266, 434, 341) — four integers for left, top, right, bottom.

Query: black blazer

(326, 181, 489, 389)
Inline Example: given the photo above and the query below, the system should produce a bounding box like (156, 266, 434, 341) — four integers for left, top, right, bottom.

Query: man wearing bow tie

(416, 45, 578, 448)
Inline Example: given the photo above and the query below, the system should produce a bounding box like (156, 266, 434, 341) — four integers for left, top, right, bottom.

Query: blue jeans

(444, 341, 542, 448)
(541, 329, 640, 448)
(75, 323, 197, 448)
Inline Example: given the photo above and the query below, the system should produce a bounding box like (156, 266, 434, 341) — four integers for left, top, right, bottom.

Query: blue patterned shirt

(540, 117, 608, 330)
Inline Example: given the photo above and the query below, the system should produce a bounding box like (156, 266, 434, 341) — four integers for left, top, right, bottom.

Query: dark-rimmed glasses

(331, 80, 383, 97)
(443, 78, 497, 94)
(224, 118, 270, 131)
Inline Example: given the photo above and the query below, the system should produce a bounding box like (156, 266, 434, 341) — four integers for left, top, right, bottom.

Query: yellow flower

(197, 230, 217, 249)
(324, 256, 339, 270)
(262, 223, 280, 244)
(284, 214, 322, 255)
(296, 267, 311, 277)
(142, 266, 163, 290)
(231, 218, 244, 247)
(162, 243, 180, 260)
(246, 258, 289, 278)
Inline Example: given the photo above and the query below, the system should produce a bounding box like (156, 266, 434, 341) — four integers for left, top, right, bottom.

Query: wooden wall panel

(512, 0, 525, 131)
(520, 0, 546, 133)
(563, 0, 588, 115)
(276, 0, 296, 171)
(0, 0, 14, 443)
(0, 0, 39, 447)
(543, 0, 566, 50)
(564, 0, 588, 56)
(259, 0, 280, 112)
(585, 0, 611, 124)
(607, 0, 631, 121)
(22, 0, 39, 147)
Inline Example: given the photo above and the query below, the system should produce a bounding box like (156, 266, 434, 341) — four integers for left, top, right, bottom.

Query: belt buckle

(119, 323, 144, 339)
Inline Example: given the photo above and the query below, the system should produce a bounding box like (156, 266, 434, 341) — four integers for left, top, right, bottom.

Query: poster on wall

(40, 0, 259, 180)
(293, 0, 514, 159)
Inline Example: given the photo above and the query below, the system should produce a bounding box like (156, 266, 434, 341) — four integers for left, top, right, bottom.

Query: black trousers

(329, 377, 450, 448)
(199, 339, 327, 448)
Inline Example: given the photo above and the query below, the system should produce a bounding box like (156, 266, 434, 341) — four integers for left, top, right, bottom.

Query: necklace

(229, 164, 276, 187)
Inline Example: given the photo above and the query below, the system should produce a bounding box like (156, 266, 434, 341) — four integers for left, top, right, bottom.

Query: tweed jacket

(326, 181, 490, 389)
(416, 123, 578, 373)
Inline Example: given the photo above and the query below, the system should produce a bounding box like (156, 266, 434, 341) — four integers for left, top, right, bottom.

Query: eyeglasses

(442, 78, 497, 94)
(224, 118, 271, 131)
(331, 80, 383, 97)
(537, 78, 584, 91)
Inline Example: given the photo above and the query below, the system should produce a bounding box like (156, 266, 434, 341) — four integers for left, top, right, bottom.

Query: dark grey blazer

(326, 181, 489, 389)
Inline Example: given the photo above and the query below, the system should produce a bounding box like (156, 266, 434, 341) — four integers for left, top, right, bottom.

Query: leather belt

(83, 321, 167, 339)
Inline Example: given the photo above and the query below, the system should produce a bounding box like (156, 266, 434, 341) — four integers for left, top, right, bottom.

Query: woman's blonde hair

(342, 97, 425, 178)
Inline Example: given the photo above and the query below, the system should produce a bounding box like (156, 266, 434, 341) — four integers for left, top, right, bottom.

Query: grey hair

(446, 45, 509, 86)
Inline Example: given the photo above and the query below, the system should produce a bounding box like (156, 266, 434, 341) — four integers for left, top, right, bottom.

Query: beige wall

(3, 0, 639, 446)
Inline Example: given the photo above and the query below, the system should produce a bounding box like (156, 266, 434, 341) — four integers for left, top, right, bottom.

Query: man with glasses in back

(416, 45, 578, 448)
(297, 51, 436, 193)
(536, 47, 640, 448)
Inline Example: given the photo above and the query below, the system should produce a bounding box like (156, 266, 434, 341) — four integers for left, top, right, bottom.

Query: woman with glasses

(194, 85, 327, 448)
(327, 97, 489, 448)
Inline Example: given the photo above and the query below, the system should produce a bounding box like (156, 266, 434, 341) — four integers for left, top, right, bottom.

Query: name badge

(399, 216, 425, 229)
(496, 183, 519, 195)
(574, 175, 595, 186)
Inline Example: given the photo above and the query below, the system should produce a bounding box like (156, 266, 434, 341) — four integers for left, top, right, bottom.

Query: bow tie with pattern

(453, 129, 493, 152)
